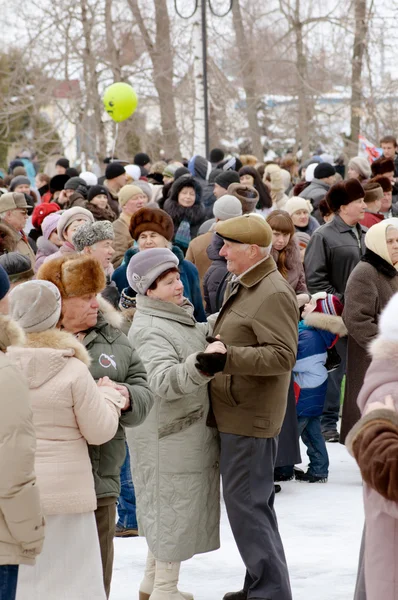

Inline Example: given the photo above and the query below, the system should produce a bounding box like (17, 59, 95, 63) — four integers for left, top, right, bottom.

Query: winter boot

(223, 591, 248, 600)
(140, 558, 193, 600)
(294, 468, 328, 483)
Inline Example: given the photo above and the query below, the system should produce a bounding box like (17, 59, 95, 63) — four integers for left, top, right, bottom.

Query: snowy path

(111, 442, 363, 600)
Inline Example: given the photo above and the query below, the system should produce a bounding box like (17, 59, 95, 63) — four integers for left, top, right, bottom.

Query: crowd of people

(1, 140, 398, 600)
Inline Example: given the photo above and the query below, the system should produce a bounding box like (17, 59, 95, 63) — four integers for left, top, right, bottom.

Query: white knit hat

(9, 280, 61, 333)
(213, 195, 243, 221)
(305, 163, 317, 182)
(79, 171, 98, 186)
(125, 164, 142, 181)
(284, 197, 313, 216)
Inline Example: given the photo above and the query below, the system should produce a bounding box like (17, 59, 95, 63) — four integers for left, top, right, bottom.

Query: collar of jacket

(135, 295, 196, 326)
(238, 255, 278, 289)
(331, 214, 365, 235)
(361, 248, 397, 278)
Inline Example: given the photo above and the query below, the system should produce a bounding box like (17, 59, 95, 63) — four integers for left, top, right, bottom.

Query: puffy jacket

(113, 245, 206, 322)
(304, 215, 366, 302)
(83, 300, 153, 499)
(203, 233, 229, 315)
(294, 312, 346, 417)
(128, 296, 220, 562)
(34, 237, 59, 272)
(299, 178, 330, 210)
(8, 329, 124, 515)
(0, 316, 44, 566)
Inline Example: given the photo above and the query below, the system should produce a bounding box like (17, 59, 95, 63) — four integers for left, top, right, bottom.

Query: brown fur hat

(371, 157, 395, 177)
(325, 179, 365, 213)
(0, 223, 16, 254)
(129, 207, 174, 242)
(370, 175, 392, 193)
(37, 254, 106, 298)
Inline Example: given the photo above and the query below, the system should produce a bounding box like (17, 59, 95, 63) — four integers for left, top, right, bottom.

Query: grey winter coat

(304, 215, 366, 302)
(127, 296, 220, 562)
(299, 178, 330, 210)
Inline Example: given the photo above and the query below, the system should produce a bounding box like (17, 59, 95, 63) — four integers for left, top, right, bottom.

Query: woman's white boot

(148, 560, 193, 600)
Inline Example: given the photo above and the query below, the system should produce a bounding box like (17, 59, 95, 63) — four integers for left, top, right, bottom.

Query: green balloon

(103, 82, 138, 123)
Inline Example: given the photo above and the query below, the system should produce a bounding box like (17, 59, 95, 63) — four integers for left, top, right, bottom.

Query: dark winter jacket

(271, 236, 307, 294)
(103, 182, 122, 219)
(163, 176, 206, 253)
(340, 250, 398, 443)
(87, 202, 116, 223)
(112, 245, 206, 322)
(298, 178, 330, 211)
(294, 312, 346, 417)
(188, 155, 216, 219)
(294, 215, 320, 237)
(84, 301, 153, 499)
(203, 233, 229, 315)
(304, 215, 366, 302)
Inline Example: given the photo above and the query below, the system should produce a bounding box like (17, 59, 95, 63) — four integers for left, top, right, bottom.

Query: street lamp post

(175, 0, 233, 158)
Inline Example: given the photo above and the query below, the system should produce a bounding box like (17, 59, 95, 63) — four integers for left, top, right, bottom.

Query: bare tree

(231, 0, 263, 159)
(127, 0, 181, 158)
(347, 0, 367, 158)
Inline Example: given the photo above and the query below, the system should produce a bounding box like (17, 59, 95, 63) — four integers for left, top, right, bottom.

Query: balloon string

(111, 122, 119, 160)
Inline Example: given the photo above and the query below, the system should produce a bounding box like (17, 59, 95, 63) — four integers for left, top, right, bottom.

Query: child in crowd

(294, 293, 347, 482)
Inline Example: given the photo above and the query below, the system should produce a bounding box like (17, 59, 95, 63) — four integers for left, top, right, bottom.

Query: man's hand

(113, 384, 130, 411)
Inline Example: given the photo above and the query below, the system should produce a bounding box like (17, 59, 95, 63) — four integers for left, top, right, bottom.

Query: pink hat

(42, 213, 61, 240)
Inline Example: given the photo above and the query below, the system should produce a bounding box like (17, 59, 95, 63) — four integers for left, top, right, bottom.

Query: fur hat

(213, 195, 243, 221)
(79, 171, 97, 186)
(56, 157, 70, 169)
(118, 185, 145, 207)
(42, 213, 61, 241)
(50, 174, 69, 193)
(32, 202, 60, 229)
(363, 182, 384, 204)
(134, 153, 151, 167)
(9, 176, 30, 191)
(129, 207, 174, 241)
(0, 264, 10, 300)
(348, 157, 371, 179)
(0, 252, 33, 283)
(325, 179, 365, 213)
(227, 183, 259, 214)
(284, 197, 313, 216)
(105, 162, 126, 180)
(72, 220, 114, 251)
(214, 170, 240, 190)
(127, 248, 179, 295)
(0, 223, 16, 254)
(371, 157, 395, 177)
(314, 163, 336, 180)
(57, 206, 94, 241)
(64, 176, 87, 191)
(37, 254, 106, 298)
(377, 292, 398, 342)
(9, 280, 61, 333)
(370, 175, 392, 193)
(215, 213, 272, 246)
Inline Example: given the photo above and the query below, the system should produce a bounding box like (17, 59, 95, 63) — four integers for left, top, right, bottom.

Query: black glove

(325, 345, 341, 373)
(195, 352, 227, 376)
(206, 335, 227, 348)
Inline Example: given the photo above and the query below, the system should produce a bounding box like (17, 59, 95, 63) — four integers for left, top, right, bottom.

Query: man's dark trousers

(220, 433, 292, 600)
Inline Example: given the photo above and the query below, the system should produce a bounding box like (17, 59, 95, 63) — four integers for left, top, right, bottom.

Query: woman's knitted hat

(9, 280, 61, 333)
(127, 248, 179, 295)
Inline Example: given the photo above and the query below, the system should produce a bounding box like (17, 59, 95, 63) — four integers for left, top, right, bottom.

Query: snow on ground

(111, 441, 363, 600)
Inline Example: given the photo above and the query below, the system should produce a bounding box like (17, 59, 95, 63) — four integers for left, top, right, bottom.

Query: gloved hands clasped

(195, 335, 227, 376)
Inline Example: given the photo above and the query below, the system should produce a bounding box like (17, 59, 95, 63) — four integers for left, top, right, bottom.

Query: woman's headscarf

(365, 218, 398, 267)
